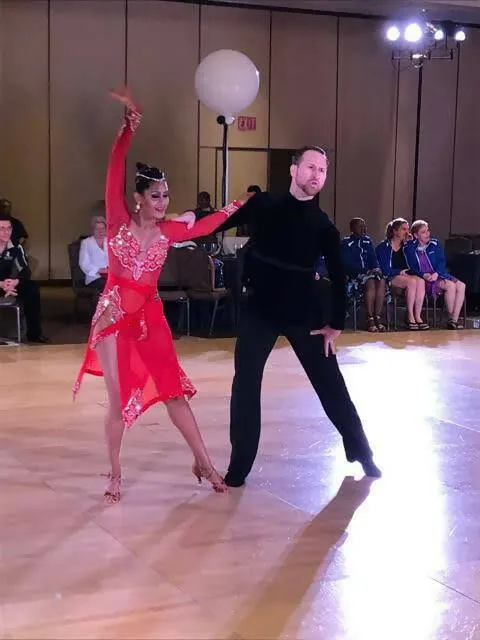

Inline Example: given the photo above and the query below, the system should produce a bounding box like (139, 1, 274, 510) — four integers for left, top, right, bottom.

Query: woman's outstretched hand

(109, 86, 138, 112)
(173, 211, 196, 229)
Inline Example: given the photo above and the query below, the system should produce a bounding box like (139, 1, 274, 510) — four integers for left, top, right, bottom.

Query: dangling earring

(135, 202, 141, 214)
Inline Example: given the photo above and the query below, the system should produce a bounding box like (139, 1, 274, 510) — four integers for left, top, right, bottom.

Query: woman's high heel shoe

(192, 463, 228, 493)
(102, 472, 122, 504)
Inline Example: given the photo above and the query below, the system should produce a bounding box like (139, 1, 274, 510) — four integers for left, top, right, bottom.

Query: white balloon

(195, 49, 260, 118)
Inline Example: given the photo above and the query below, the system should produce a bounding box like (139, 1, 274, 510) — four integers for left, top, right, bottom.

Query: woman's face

(136, 180, 170, 220)
(415, 224, 430, 244)
(93, 222, 106, 240)
(394, 222, 410, 242)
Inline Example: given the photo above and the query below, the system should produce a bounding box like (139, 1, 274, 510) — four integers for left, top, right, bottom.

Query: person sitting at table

(342, 217, 386, 332)
(79, 215, 108, 292)
(406, 220, 466, 329)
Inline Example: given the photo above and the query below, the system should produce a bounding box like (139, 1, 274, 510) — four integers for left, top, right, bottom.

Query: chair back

(176, 247, 216, 292)
(67, 239, 86, 289)
(158, 247, 180, 288)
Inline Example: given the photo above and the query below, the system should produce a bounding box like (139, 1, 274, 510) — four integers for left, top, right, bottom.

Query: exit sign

(237, 116, 256, 131)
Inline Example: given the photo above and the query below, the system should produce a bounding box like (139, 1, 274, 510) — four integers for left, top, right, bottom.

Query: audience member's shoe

(361, 459, 382, 478)
(447, 319, 463, 330)
(28, 335, 50, 344)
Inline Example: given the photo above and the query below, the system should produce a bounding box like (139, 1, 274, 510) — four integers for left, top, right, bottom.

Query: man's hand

(310, 325, 341, 357)
(172, 211, 196, 229)
(2, 278, 18, 297)
(2, 278, 18, 292)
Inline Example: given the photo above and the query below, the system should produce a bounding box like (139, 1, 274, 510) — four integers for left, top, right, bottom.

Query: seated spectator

(406, 220, 466, 329)
(342, 217, 386, 332)
(237, 185, 261, 237)
(194, 191, 215, 221)
(79, 216, 108, 292)
(376, 218, 428, 330)
(0, 198, 28, 245)
(314, 255, 328, 280)
(0, 214, 48, 343)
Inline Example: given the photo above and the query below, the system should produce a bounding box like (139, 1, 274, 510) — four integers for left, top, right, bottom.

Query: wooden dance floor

(1, 330, 480, 639)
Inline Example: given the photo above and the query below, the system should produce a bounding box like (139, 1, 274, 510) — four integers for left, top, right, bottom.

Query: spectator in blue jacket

(342, 217, 386, 332)
(406, 220, 466, 329)
(376, 218, 428, 330)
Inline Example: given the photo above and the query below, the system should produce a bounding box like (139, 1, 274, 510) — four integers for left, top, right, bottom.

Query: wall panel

(335, 18, 398, 240)
(199, 5, 270, 151)
(392, 66, 417, 223)
(127, 1, 200, 215)
(50, 0, 126, 278)
(451, 30, 480, 235)
(416, 59, 458, 241)
(0, 0, 49, 277)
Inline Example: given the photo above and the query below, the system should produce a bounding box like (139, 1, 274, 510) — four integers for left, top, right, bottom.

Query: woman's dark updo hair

(135, 162, 165, 195)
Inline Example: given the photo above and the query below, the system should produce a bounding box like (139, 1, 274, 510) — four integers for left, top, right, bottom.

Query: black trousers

(226, 302, 373, 481)
(1, 280, 43, 340)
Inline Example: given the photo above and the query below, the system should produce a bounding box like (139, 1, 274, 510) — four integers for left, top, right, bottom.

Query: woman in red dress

(73, 87, 245, 503)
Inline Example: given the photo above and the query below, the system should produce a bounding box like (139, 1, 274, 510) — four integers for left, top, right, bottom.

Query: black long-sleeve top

(0, 242, 31, 280)
(217, 192, 346, 330)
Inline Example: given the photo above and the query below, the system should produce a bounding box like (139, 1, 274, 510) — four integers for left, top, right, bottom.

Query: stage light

(404, 22, 423, 43)
(385, 17, 467, 68)
(386, 25, 400, 42)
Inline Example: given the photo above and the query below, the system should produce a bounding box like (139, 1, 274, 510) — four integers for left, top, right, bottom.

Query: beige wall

(0, 0, 49, 278)
(0, 0, 479, 278)
(451, 28, 480, 235)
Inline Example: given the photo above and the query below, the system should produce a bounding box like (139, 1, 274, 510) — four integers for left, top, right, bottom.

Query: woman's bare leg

(165, 397, 227, 492)
(414, 277, 426, 323)
(440, 279, 456, 317)
(440, 279, 466, 324)
(391, 275, 417, 324)
(452, 280, 466, 323)
(95, 334, 125, 503)
(374, 278, 386, 317)
(364, 279, 376, 318)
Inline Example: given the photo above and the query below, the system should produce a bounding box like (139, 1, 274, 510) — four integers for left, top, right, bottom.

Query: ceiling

(206, 0, 480, 23)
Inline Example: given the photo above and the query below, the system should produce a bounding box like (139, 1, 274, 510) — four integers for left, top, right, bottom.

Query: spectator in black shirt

(215, 146, 381, 486)
(0, 199, 28, 246)
(194, 191, 215, 221)
(236, 185, 261, 237)
(0, 215, 47, 343)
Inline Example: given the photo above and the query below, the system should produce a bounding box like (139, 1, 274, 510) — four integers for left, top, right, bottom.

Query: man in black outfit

(0, 214, 47, 343)
(0, 198, 28, 245)
(216, 146, 381, 487)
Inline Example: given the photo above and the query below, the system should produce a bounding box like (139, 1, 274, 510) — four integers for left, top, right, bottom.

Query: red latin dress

(73, 107, 241, 427)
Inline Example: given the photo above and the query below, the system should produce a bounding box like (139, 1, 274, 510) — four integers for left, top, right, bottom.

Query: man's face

(290, 151, 328, 197)
(352, 219, 367, 236)
(197, 193, 211, 210)
(0, 220, 12, 243)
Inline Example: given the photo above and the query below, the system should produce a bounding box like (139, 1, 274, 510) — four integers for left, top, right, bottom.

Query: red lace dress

(73, 107, 242, 428)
